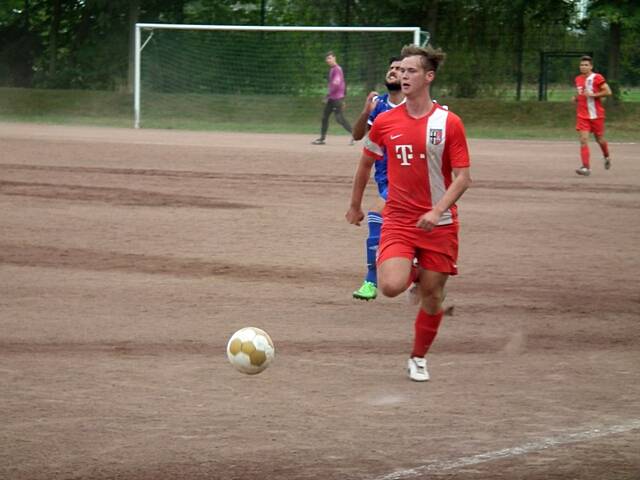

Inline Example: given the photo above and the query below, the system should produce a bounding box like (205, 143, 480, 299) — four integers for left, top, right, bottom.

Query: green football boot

(353, 281, 377, 301)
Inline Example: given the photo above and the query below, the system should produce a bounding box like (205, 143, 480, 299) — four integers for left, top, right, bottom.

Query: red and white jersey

(363, 103, 470, 228)
(575, 73, 606, 119)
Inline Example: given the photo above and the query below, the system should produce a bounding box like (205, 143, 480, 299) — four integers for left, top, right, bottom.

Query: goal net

(134, 24, 426, 132)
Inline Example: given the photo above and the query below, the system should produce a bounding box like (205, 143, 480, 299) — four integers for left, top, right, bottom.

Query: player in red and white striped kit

(574, 55, 612, 176)
(346, 45, 472, 382)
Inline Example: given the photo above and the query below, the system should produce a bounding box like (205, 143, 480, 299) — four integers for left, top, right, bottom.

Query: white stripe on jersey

(586, 73, 597, 120)
(425, 108, 453, 226)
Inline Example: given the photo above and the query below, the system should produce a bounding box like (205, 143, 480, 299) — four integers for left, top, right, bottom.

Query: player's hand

(346, 206, 365, 226)
(362, 91, 379, 115)
(416, 210, 441, 232)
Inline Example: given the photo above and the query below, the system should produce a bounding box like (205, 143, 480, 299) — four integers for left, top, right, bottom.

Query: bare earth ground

(0, 122, 639, 480)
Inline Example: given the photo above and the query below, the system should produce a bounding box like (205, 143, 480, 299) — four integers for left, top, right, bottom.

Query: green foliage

(0, 0, 637, 96)
(608, 79, 622, 104)
(585, 0, 640, 84)
(588, 0, 640, 26)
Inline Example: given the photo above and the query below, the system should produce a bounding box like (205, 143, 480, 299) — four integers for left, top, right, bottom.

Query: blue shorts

(377, 181, 388, 201)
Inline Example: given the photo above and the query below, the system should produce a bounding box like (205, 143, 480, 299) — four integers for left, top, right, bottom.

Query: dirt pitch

(1, 122, 639, 480)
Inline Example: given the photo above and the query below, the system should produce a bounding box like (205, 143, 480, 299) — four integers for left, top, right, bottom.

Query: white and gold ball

(226, 327, 275, 375)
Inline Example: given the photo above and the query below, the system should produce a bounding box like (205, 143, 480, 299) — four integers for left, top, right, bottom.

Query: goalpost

(134, 24, 428, 130)
(538, 50, 593, 101)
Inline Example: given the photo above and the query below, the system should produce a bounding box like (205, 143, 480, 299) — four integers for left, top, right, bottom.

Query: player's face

(385, 60, 403, 86)
(400, 56, 434, 97)
(325, 55, 336, 67)
(579, 61, 593, 75)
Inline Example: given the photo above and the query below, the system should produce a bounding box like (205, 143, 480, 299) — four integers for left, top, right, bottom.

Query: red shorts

(377, 223, 459, 275)
(576, 117, 605, 137)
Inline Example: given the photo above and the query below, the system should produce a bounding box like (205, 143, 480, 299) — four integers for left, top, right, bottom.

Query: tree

(48, 0, 62, 77)
(588, 0, 640, 83)
(0, 0, 42, 87)
(0, 0, 635, 94)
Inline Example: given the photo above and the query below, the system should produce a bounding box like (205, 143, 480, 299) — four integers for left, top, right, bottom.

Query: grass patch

(1, 87, 638, 141)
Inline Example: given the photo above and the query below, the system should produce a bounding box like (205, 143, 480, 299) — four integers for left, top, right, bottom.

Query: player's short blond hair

(400, 45, 446, 72)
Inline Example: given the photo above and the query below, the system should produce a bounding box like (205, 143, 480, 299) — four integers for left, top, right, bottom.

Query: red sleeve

(363, 118, 384, 160)
(594, 74, 606, 91)
(446, 113, 470, 168)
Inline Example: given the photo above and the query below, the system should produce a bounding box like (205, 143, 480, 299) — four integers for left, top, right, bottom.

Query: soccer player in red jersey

(346, 45, 472, 382)
(573, 55, 612, 176)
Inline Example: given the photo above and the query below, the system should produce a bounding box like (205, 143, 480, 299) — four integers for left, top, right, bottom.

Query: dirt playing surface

(1, 122, 639, 479)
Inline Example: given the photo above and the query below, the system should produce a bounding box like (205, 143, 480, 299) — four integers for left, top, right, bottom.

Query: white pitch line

(374, 420, 640, 480)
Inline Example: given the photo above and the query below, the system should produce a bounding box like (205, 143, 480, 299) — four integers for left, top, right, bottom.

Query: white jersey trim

(425, 108, 453, 226)
(586, 73, 597, 120)
(364, 136, 384, 157)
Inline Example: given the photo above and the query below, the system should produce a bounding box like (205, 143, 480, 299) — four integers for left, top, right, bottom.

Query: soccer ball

(226, 327, 275, 375)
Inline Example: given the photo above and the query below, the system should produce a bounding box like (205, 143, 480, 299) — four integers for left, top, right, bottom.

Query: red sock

(411, 309, 443, 358)
(580, 145, 590, 168)
(599, 141, 609, 158)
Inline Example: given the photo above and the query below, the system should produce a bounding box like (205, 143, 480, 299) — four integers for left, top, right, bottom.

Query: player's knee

(378, 278, 405, 298)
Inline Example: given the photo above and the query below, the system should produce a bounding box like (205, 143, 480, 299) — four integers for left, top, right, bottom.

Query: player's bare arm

(416, 167, 472, 231)
(585, 82, 612, 98)
(346, 154, 375, 226)
(352, 92, 379, 141)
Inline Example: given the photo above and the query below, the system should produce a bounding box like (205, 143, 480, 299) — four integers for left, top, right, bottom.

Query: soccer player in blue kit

(351, 57, 405, 300)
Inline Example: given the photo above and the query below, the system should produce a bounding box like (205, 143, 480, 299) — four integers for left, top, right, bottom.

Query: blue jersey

(367, 94, 405, 198)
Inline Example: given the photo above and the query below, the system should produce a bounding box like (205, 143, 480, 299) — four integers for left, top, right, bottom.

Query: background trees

(0, 0, 637, 97)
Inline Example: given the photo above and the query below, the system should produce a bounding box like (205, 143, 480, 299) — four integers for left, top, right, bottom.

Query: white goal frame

(133, 23, 428, 128)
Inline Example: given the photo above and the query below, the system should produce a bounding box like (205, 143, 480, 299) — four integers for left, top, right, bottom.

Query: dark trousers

(320, 98, 352, 139)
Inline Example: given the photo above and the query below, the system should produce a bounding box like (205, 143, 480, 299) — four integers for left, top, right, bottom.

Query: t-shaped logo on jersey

(395, 144, 414, 166)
